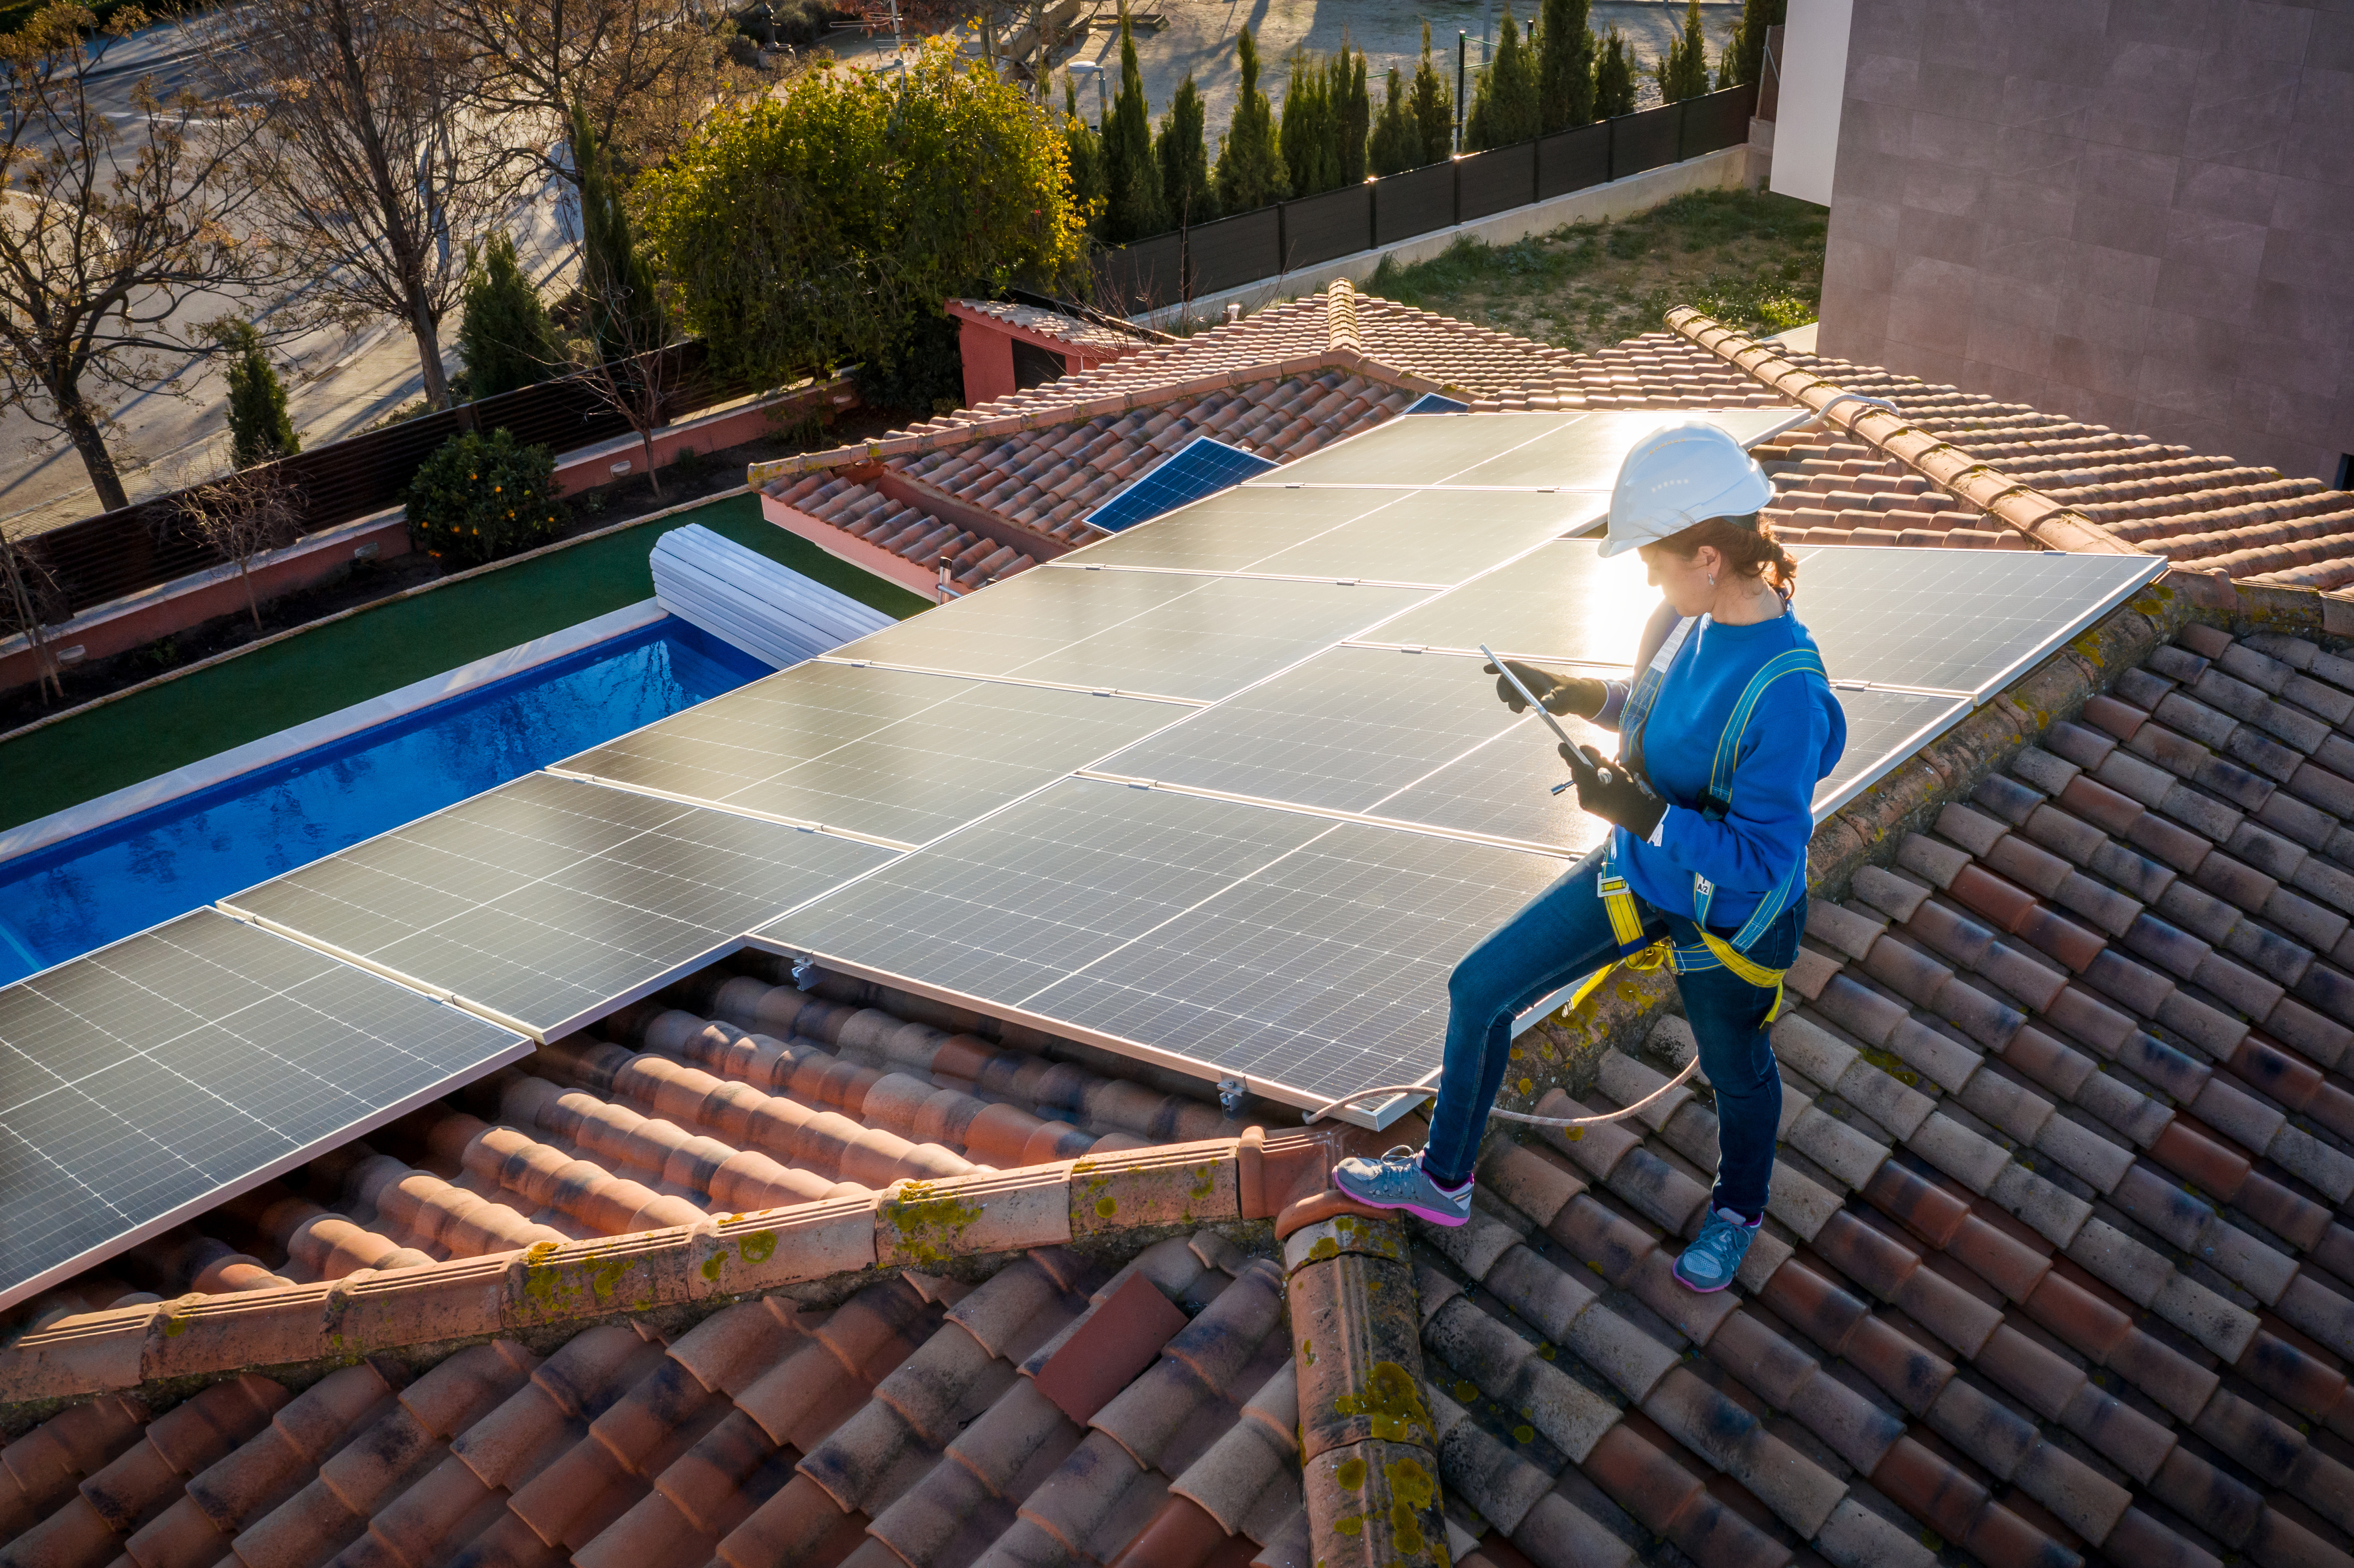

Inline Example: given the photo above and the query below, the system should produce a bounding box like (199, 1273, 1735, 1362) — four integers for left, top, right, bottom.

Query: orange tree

(641, 39, 1085, 392)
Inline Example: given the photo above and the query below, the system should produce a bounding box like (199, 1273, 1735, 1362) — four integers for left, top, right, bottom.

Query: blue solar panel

(1086, 436, 1278, 532)
(1403, 393, 1471, 414)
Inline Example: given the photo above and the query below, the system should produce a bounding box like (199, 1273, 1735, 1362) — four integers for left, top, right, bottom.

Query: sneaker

(1672, 1206, 1761, 1293)
(1332, 1147, 1473, 1227)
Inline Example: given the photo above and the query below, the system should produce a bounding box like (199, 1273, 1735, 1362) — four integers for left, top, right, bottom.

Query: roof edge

(1504, 566, 2257, 1121)
(744, 347, 1456, 489)
(1665, 307, 2148, 557)
(0, 1130, 1344, 1419)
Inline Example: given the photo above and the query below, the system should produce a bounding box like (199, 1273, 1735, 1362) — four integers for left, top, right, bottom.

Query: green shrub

(404, 428, 567, 566)
(458, 236, 558, 400)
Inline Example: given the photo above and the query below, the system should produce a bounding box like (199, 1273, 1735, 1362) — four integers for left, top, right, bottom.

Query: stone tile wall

(1816, 0, 2354, 485)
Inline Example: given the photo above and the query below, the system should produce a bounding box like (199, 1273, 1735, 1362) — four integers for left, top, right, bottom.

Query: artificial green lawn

(0, 492, 929, 832)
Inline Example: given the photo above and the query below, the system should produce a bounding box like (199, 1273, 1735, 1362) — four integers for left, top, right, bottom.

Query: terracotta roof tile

(1670, 310, 2354, 588)
(1412, 616, 2354, 1558)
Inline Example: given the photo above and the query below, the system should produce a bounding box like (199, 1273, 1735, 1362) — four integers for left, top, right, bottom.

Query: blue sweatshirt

(1592, 600, 1845, 929)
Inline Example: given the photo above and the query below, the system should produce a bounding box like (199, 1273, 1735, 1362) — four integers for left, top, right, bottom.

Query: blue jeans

(1421, 845, 1800, 1220)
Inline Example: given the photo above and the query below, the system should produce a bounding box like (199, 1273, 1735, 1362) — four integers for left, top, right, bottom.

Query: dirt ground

(833, 0, 1746, 139)
(1367, 187, 1824, 355)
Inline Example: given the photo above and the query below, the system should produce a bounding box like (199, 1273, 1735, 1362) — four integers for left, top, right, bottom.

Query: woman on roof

(1333, 420, 1846, 1294)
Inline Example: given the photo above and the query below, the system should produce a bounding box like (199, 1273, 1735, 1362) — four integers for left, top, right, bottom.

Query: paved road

(0, 15, 575, 540)
(837, 0, 1744, 140)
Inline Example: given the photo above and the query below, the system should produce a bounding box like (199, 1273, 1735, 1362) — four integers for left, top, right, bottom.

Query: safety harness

(1563, 613, 1825, 1023)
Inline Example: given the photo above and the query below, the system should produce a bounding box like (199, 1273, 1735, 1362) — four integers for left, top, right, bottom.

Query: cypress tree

(1062, 75, 1108, 235)
(571, 100, 664, 363)
(216, 318, 298, 469)
(1214, 26, 1287, 212)
(1366, 65, 1421, 176)
(1102, 12, 1167, 241)
(1465, 6, 1540, 150)
(1594, 27, 1637, 117)
(1155, 73, 1215, 226)
(1536, 0, 1596, 131)
(1330, 45, 1369, 185)
(1724, 0, 1784, 86)
(458, 235, 558, 400)
(1654, 0, 1711, 104)
(1407, 20, 1454, 161)
(1278, 48, 1337, 196)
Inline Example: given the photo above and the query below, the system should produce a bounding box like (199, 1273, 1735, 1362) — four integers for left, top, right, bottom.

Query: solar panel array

(0, 909, 525, 1306)
(754, 411, 2165, 1122)
(1085, 435, 1278, 532)
(0, 404, 2171, 1305)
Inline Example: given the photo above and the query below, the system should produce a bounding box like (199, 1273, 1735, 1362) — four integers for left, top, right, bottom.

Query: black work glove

(1562, 742, 1666, 838)
(1485, 658, 1606, 719)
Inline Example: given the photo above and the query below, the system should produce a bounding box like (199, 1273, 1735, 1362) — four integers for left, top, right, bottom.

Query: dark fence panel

(1094, 232, 1185, 315)
(1610, 103, 1681, 180)
(31, 342, 736, 616)
(1088, 84, 1759, 301)
(1680, 81, 1758, 159)
(1536, 122, 1611, 200)
(1184, 206, 1282, 297)
(1280, 183, 1374, 269)
(1457, 141, 1537, 221)
(1373, 161, 1454, 245)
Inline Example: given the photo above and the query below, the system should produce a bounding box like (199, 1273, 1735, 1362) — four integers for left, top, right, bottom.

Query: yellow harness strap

(1561, 872, 1791, 1023)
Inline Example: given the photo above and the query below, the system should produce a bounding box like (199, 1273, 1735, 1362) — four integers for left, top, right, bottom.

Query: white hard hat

(1600, 420, 1777, 558)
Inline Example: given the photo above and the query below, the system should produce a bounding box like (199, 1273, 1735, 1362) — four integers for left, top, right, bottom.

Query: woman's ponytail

(1657, 515, 1799, 597)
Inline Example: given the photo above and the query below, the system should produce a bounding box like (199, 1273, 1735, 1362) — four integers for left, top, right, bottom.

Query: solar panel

(0, 908, 524, 1309)
(1366, 685, 1969, 846)
(1351, 539, 1661, 667)
(1060, 485, 1401, 575)
(1403, 393, 1471, 414)
(1251, 488, 1603, 585)
(1022, 818, 1567, 1111)
(1092, 644, 1529, 814)
(1085, 436, 1279, 532)
(1060, 486, 1591, 588)
(832, 569, 1432, 702)
(1815, 688, 1973, 816)
(1370, 708, 1619, 854)
(1249, 407, 1802, 489)
(558, 662, 1189, 848)
(227, 772, 896, 1039)
(1244, 411, 1588, 488)
(758, 777, 1569, 1116)
(1795, 548, 2167, 698)
(761, 777, 1336, 1005)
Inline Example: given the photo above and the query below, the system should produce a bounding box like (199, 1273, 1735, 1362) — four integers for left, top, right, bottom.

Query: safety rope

(1303, 1056, 1698, 1127)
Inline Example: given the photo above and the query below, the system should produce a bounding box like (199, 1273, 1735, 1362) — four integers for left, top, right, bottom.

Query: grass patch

(1368, 188, 1828, 354)
(0, 492, 929, 832)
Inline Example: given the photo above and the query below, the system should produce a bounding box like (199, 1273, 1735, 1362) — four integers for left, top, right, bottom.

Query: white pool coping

(0, 599, 670, 869)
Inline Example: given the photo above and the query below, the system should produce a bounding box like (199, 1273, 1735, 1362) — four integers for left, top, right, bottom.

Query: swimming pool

(0, 617, 770, 985)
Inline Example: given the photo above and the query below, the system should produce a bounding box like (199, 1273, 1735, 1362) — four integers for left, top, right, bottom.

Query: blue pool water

(0, 618, 769, 985)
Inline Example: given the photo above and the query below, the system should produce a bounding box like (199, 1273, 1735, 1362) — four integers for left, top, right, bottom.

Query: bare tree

(433, 0, 746, 190)
(205, 0, 508, 411)
(0, 4, 273, 514)
(167, 464, 304, 631)
(556, 104, 678, 497)
(559, 301, 678, 500)
(0, 528, 65, 703)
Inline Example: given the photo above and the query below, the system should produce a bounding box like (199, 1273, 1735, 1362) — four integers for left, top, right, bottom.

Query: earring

(1708, 572, 1716, 587)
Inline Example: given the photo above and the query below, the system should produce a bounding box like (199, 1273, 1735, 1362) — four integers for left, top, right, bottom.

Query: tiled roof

(1671, 311, 2354, 593)
(0, 1231, 1308, 1568)
(749, 283, 1800, 588)
(0, 970, 1272, 1337)
(1416, 617, 2354, 1568)
(12, 605, 2354, 1568)
(945, 299, 1154, 356)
